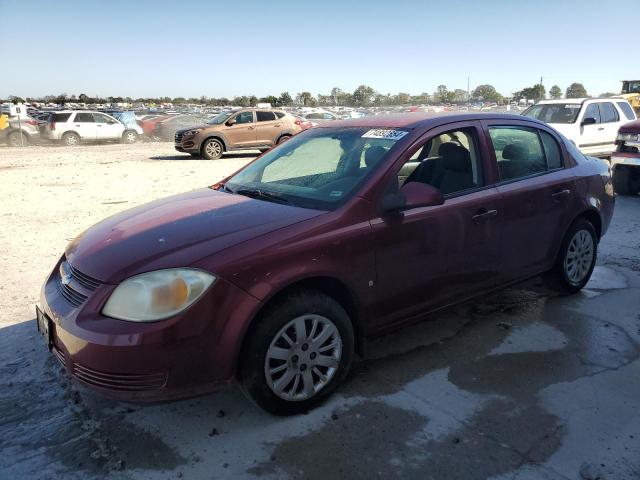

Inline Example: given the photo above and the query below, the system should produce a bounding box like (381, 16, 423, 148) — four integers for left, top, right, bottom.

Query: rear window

(522, 104, 581, 124)
(53, 113, 72, 122)
(617, 101, 636, 121)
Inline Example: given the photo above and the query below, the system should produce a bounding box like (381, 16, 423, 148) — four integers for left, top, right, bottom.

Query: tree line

(3, 82, 600, 108)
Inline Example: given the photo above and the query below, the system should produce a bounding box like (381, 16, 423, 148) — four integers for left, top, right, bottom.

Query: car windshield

(522, 104, 582, 124)
(224, 127, 407, 210)
(207, 112, 233, 125)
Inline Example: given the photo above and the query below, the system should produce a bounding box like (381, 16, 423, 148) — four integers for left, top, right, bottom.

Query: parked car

(41, 111, 140, 145)
(304, 111, 339, 123)
(522, 98, 636, 157)
(38, 113, 613, 415)
(174, 109, 302, 159)
(611, 120, 640, 195)
(0, 115, 41, 146)
(138, 114, 171, 138)
(151, 114, 209, 141)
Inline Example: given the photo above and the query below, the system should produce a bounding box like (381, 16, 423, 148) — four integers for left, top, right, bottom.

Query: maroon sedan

(37, 113, 614, 415)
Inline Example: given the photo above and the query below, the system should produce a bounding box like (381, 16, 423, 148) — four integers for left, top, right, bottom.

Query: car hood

(619, 119, 640, 133)
(176, 124, 212, 134)
(65, 188, 324, 283)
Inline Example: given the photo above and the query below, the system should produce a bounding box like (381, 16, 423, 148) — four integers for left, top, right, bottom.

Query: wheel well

(244, 277, 365, 357)
(202, 136, 226, 152)
(62, 130, 80, 138)
(276, 133, 292, 143)
(575, 209, 602, 239)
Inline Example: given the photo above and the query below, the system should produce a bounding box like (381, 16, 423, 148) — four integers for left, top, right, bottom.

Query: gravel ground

(0, 143, 639, 480)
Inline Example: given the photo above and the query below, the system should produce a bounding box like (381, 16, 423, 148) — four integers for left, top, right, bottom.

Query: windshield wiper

(234, 188, 292, 205)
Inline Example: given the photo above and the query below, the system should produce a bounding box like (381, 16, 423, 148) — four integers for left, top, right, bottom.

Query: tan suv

(174, 109, 302, 159)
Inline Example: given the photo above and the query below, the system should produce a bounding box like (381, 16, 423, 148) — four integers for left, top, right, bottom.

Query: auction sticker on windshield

(362, 129, 409, 140)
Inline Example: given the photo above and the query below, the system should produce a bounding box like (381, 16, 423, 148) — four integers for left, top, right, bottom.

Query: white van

(522, 98, 637, 157)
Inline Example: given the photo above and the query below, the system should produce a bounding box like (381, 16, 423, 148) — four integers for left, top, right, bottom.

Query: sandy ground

(0, 143, 255, 329)
(0, 143, 639, 480)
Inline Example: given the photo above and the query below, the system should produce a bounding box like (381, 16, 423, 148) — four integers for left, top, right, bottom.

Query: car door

(371, 121, 503, 328)
(576, 103, 607, 155)
(93, 113, 123, 140)
(483, 120, 574, 283)
(225, 111, 256, 148)
(254, 111, 280, 146)
(71, 112, 97, 140)
(598, 102, 622, 155)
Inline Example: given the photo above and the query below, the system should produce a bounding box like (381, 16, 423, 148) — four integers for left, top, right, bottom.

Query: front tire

(545, 218, 597, 294)
(201, 138, 223, 160)
(239, 290, 354, 415)
(61, 132, 80, 146)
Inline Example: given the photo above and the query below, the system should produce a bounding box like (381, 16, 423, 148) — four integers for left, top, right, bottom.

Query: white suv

(42, 111, 142, 146)
(522, 98, 637, 157)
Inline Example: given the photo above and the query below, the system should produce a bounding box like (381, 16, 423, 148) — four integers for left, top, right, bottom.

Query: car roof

(315, 112, 546, 130)
(536, 98, 628, 105)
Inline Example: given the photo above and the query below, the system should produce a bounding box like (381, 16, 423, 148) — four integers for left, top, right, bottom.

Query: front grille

(174, 132, 183, 144)
(69, 265, 101, 291)
(72, 363, 167, 391)
(57, 281, 87, 307)
(57, 260, 102, 307)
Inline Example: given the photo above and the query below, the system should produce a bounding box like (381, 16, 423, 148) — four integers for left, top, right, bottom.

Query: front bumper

(174, 134, 199, 153)
(39, 258, 261, 402)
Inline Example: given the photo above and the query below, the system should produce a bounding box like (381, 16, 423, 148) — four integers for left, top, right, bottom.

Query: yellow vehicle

(621, 80, 640, 115)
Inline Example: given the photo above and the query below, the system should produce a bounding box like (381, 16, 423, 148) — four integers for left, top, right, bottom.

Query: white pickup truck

(522, 98, 637, 157)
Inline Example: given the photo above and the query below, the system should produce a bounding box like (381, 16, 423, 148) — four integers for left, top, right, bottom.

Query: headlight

(102, 268, 215, 322)
(184, 129, 201, 136)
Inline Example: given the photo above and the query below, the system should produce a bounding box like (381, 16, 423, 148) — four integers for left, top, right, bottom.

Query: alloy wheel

(264, 314, 342, 402)
(205, 141, 222, 157)
(564, 229, 594, 285)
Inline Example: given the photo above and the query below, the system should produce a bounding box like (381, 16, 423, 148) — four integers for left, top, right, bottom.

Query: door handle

(597, 127, 604, 131)
(551, 189, 571, 199)
(248, 126, 255, 130)
(472, 209, 498, 222)
(274, 124, 281, 127)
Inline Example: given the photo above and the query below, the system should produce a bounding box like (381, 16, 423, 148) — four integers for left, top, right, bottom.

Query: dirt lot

(1, 143, 639, 480)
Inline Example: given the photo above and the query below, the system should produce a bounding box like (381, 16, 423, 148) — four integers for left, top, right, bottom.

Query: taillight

(26, 120, 38, 126)
(50, 121, 56, 131)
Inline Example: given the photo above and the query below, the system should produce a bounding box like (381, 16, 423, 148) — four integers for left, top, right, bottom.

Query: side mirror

(226, 118, 237, 126)
(581, 117, 597, 126)
(381, 182, 444, 214)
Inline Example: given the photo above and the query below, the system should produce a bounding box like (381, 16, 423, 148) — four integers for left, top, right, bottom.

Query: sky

(0, 0, 636, 100)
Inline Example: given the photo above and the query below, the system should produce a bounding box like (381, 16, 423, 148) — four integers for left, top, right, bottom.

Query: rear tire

(8, 131, 28, 147)
(201, 138, 223, 160)
(544, 218, 597, 294)
(613, 167, 631, 195)
(61, 132, 80, 146)
(239, 290, 354, 416)
(122, 130, 138, 144)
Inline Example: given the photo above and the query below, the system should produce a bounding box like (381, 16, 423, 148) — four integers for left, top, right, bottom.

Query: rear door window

(256, 111, 277, 122)
(616, 101, 636, 121)
(599, 102, 619, 123)
(74, 112, 94, 122)
(488, 126, 550, 181)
